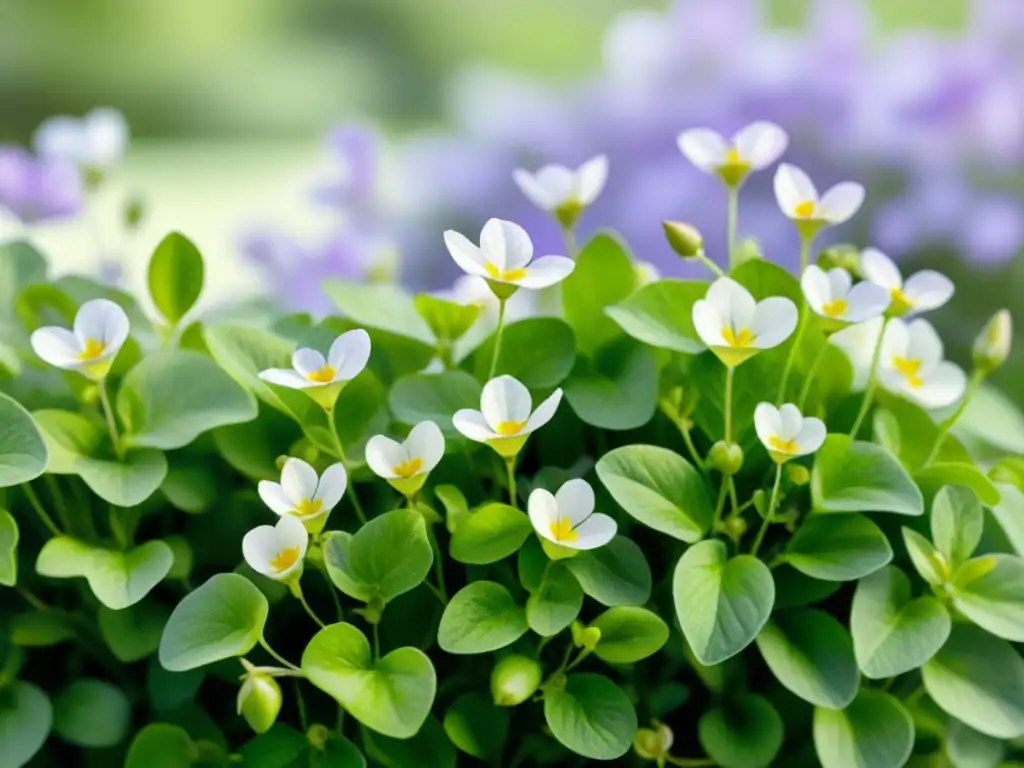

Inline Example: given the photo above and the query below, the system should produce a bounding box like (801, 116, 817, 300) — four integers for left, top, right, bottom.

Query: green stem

(924, 369, 985, 467)
(666, 757, 716, 768)
(43, 475, 72, 533)
(797, 345, 829, 410)
(711, 481, 729, 533)
(903, 685, 925, 709)
(565, 647, 592, 672)
(750, 464, 783, 557)
(372, 623, 381, 661)
(849, 328, 885, 439)
(293, 584, 327, 629)
(22, 483, 60, 536)
(108, 506, 126, 548)
(696, 250, 725, 278)
(562, 226, 577, 259)
(17, 587, 51, 612)
(799, 234, 813, 273)
(505, 457, 518, 509)
(488, 299, 508, 380)
(327, 412, 367, 525)
(258, 636, 301, 671)
(322, 569, 344, 622)
(724, 366, 735, 445)
(679, 420, 705, 471)
(294, 680, 309, 731)
(776, 306, 809, 403)
(726, 186, 739, 269)
(97, 378, 123, 459)
(426, 525, 448, 604)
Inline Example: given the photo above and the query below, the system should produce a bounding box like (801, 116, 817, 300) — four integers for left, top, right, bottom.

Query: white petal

(677, 128, 728, 173)
(916, 362, 968, 409)
(257, 481, 294, 516)
(452, 409, 498, 443)
(276, 514, 309, 557)
(754, 402, 783, 448)
(844, 282, 891, 323)
(280, 458, 320, 503)
(75, 299, 129, 353)
(481, 218, 533, 271)
(774, 163, 818, 215)
(554, 479, 596, 525)
(534, 166, 576, 205)
(795, 417, 827, 455)
(513, 168, 559, 211)
(292, 348, 327, 377)
(313, 463, 347, 509)
(32, 116, 85, 164)
(778, 404, 804, 439)
(444, 230, 489, 277)
(365, 435, 404, 478)
(706, 277, 756, 329)
(902, 271, 954, 313)
(826, 268, 853, 299)
(733, 122, 788, 169)
(517, 256, 575, 289)
(528, 488, 560, 542)
(242, 525, 280, 576)
(405, 420, 445, 473)
(30, 327, 82, 368)
(818, 182, 865, 224)
(481, 375, 532, 431)
(831, 316, 885, 391)
(575, 154, 608, 205)
(879, 319, 910, 368)
(570, 513, 618, 550)
(907, 319, 944, 369)
(878, 367, 910, 399)
(329, 329, 371, 380)
(800, 265, 831, 314)
(692, 300, 726, 348)
(859, 248, 903, 290)
(750, 297, 798, 349)
(524, 389, 563, 434)
(83, 108, 128, 167)
(258, 368, 316, 389)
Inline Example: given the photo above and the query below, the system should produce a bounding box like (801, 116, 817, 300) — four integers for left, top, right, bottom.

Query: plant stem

(327, 412, 367, 525)
(726, 186, 739, 269)
(696, 250, 725, 278)
(293, 584, 327, 629)
(322, 570, 344, 622)
(724, 366, 735, 445)
(372, 623, 381, 661)
(97, 378, 123, 459)
(776, 307, 809, 403)
(797, 347, 828, 410)
(711, 481, 729, 533)
(505, 457, 518, 509)
(109, 506, 126, 548)
(426, 525, 448, 604)
(666, 757, 716, 768)
(849, 328, 885, 439)
(488, 299, 508, 380)
(294, 680, 309, 731)
(751, 464, 783, 557)
(923, 369, 985, 467)
(799, 234, 813, 273)
(562, 226, 577, 259)
(17, 587, 51, 612)
(679, 419, 705, 470)
(43, 475, 72, 533)
(258, 636, 301, 671)
(22, 483, 60, 536)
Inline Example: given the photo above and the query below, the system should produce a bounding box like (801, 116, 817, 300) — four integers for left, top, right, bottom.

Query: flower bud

(123, 194, 146, 231)
(818, 243, 860, 274)
(707, 441, 743, 476)
(633, 720, 674, 762)
(723, 516, 748, 539)
(238, 673, 282, 734)
(662, 221, 704, 260)
(306, 723, 331, 751)
(786, 464, 810, 486)
(973, 309, 1012, 374)
(733, 236, 763, 266)
(490, 654, 542, 707)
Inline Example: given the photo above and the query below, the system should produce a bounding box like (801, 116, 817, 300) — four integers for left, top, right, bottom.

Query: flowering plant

(1, 121, 1022, 768)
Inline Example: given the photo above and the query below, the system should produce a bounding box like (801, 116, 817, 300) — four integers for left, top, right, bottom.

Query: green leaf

(561, 232, 638, 355)
(772, 566, 841, 610)
(318, 735, 367, 767)
(590, 606, 669, 664)
(53, 679, 131, 748)
(875, 400, 972, 471)
(564, 535, 652, 606)
(472, 317, 576, 388)
(946, 718, 1005, 768)
(146, 662, 204, 713)
(813, 689, 913, 768)
(10, 612, 75, 647)
(0, 240, 47, 319)
(237, 723, 306, 767)
(755, 609, 859, 709)
(673, 539, 774, 665)
(952, 383, 1024, 457)
(438, 581, 528, 654)
(414, 294, 481, 343)
(950, 554, 1024, 642)
(390, 371, 481, 438)
(596, 444, 712, 542)
(989, 483, 1024, 557)
(915, 463, 1001, 508)
(526, 563, 583, 637)
(0, 682, 52, 768)
(347, 509, 433, 602)
(0, 392, 47, 488)
(0, 509, 18, 586)
(563, 340, 659, 430)
(81, 449, 168, 507)
(543, 673, 637, 760)
(812, 435, 923, 516)
(36, 537, 173, 610)
(117, 349, 257, 450)
(364, 716, 454, 768)
(148, 232, 204, 324)
(302, 622, 436, 739)
(784, 514, 892, 581)
(698, 693, 783, 768)
(850, 566, 950, 679)
(442, 691, 509, 760)
(125, 723, 195, 768)
(323, 280, 435, 345)
(902, 528, 948, 586)
(322, 531, 373, 603)
(99, 600, 169, 662)
(450, 503, 532, 565)
(604, 278, 708, 354)
(158, 573, 269, 671)
(931, 485, 983, 568)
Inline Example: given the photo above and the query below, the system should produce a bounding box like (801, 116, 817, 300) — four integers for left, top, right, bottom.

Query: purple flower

(310, 124, 379, 211)
(0, 146, 83, 225)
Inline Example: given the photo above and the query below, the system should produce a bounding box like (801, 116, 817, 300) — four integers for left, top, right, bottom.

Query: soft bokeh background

(1, 0, 1021, 384)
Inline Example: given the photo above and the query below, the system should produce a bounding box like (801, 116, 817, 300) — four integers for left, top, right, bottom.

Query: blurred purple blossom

(310, 125, 379, 212)
(0, 145, 83, 225)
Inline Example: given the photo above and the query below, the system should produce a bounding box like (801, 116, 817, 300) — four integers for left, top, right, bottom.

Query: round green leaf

(0, 508, 18, 586)
(526, 563, 583, 637)
(988, 482, 1024, 557)
(472, 317, 576, 388)
(0, 681, 52, 768)
(450, 503, 532, 565)
(302, 622, 436, 738)
(322, 531, 373, 603)
(390, 371, 481, 438)
(813, 689, 913, 768)
(784, 514, 892, 581)
(0, 239, 47, 318)
(364, 716, 454, 768)
(237, 723, 306, 766)
(812, 435, 923, 516)
(698, 693, 783, 768)
(931, 485, 983, 568)
(53, 678, 131, 748)
(158, 573, 269, 671)
(148, 231, 204, 324)
(442, 691, 509, 760)
(596, 444, 712, 542)
(414, 293, 481, 343)
(99, 601, 170, 662)
(10, 612, 75, 647)
(772, 566, 841, 610)
(125, 723, 195, 768)
(915, 463, 1000, 507)
(347, 509, 433, 602)
(564, 535, 652, 606)
(0, 392, 47, 488)
(946, 717, 1005, 768)
(561, 232, 638, 355)
(674, 539, 774, 665)
(323, 280, 434, 345)
(543, 673, 637, 760)
(604, 278, 708, 354)
(850, 566, 950, 679)
(563, 340, 659, 430)
(951, 554, 1024, 642)
(590, 606, 669, 664)
(438, 581, 528, 654)
(755, 609, 859, 709)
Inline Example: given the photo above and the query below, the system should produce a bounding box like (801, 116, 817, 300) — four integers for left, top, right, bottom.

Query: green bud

(237, 673, 282, 734)
(817, 243, 861, 274)
(633, 720, 674, 762)
(554, 200, 584, 231)
(356, 593, 386, 625)
(662, 221, 704, 259)
(490, 654, 542, 707)
(123, 194, 146, 230)
(707, 441, 743, 476)
(733, 236, 764, 266)
(786, 464, 810, 486)
(575, 626, 602, 651)
(723, 516, 748, 539)
(306, 723, 331, 751)
(973, 309, 1012, 374)
(752, 489, 767, 518)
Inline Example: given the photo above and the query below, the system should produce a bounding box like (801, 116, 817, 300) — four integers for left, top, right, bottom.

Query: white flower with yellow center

(257, 458, 347, 535)
(692, 277, 798, 368)
(830, 316, 884, 392)
(513, 155, 608, 229)
(528, 479, 616, 559)
(452, 375, 562, 458)
(859, 248, 954, 317)
(877, 318, 967, 409)
(774, 164, 865, 236)
(443, 218, 574, 300)
(365, 421, 445, 497)
(258, 330, 370, 409)
(30, 298, 130, 379)
(754, 403, 827, 464)
(242, 515, 309, 583)
(801, 265, 890, 329)
(677, 122, 788, 187)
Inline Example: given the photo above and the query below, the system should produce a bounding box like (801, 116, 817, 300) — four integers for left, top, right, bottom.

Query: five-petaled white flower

(859, 248, 954, 317)
(33, 108, 128, 173)
(513, 155, 608, 228)
(443, 218, 574, 299)
(774, 164, 865, 233)
(30, 298, 130, 379)
(258, 330, 370, 409)
(677, 122, 788, 187)
(242, 515, 309, 583)
(528, 479, 616, 556)
(257, 458, 347, 534)
(365, 421, 446, 497)
(453, 375, 562, 458)
(801, 265, 890, 328)
(692, 277, 798, 368)
(830, 316, 885, 392)
(877, 318, 967, 409)
(754, 403, 827, 463)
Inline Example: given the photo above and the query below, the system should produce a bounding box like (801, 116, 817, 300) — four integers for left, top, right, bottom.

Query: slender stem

(679, 420, 704, 470)
(108, 506, 126, 548)
(424, 580, 447, 605)
(751, 464, 783, 557)
(488, 299, 508, 380)
(724, 366, 735, 445)
(258, 636, 301, 671)
(799, 234, 813, 273)
(696, 250, 725, 278)
(293, 585, 327, 629)
(726, 186, 739, 269)
(505, 457, 518, 509)
(850, 328, 885, 439)
(18, 587, 51, 612)
(294, 680, 309, 731)
(426, 525, 448, 604)
(97, 378, 123, 459)
(327, 412, 367, 525)
(711, 481, 729, 533)
(727, 479, 740, 519)
(562, 226, 577, 259)
(372, 623, 381, 661)
(776, 306, 809, 403)
(23, 483, 60, 536)
(321, 569, 344, 622)
(725, 494, 756, 522)
(797, 346, 828, 410)
(43, 475, 72, 533)
(565, 647, 592, 672)
(903, 685, 925, 708)
(924, 369, 985, 467)
(666, 757, 716, 768)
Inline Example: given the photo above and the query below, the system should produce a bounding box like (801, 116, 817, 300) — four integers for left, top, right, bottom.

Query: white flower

(754, 403, 827, 463)
(453, 375, 562, 458)
(257, 458, 347, 533)
(801, 265, 890, 327)
(258, 330, 370, 393)
(513, 155, 608, 226)
(242, 515, 308, 583)
(528, 479, 616, 554)
(878, 319, 967, 409)
(692, 277, 798, 368)
(774, 163, 865, 228)
(365, 421, 446, 496)
(33, 108, 128, 172)
(677, 122, 788, 186)
(830, 316, 885, 392)
(30, 298, 130, 379)
(859, 248, 954, 317)
(443, 218, 574, 296)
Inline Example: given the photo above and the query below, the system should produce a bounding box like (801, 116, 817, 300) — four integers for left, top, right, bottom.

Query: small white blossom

(33, 108, 128, 172)
(859, 248, 954, 317)
(513, 155, 608, 227)
(754, 403, 827, 463)
(365, 421, 445, 496)
(801, 265, 890, 327)
(242, 515, 308, 583)
(692, 277, 798, 368)
(774, 163, 865, 228)
(830, 316, 885, 392)
(30, 299, 129, 379)
(677, 122, 788, 187)
(259, 330, 370, 395)
(453, 375, 562, 458)
(878, 318, 967, 409)
(257, 458, 347, 534)
(528, 479, 616, 552)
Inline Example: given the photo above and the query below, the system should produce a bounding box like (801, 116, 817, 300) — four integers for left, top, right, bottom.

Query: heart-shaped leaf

(364, 716, 454, 768)
(443, 691, 509, 761)
(561, 232, 638, 355)
(322, 531, 374, 603)
(450, 503, 532, 565)
(526, 563, 583, 637)
(812, 435, 923, 516)
(950, 554, 1024, 642)
(543, 673, 637, 760)
(813, 690, 914, 768)
(0, 509, 18, 586)
(99, 601, 169, 662)
(590, 606, 669, 665)
(699, 693, 783, 768)
(125, 723, 195, 768)
(438, 581, 528, 654)
(784, 514, 892, 581)
(471, 317, 576, 389)
(0, 682, 52, 768)
(52, 679, 131, 748)
(605, 278, 709, 354)
(414, 294, 481, 344)
(323, 281, 435, 345)
(564, 535, 652, 607)
(915, 463, 1000, 507)
(347, 509, 433, 602)
(0, 392, 48, 488)
(390, 371, 481, 438)
(563, 340, 658, 431)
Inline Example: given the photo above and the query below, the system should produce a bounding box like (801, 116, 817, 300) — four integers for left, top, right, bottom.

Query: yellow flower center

(305, 365, 337, 384)
(270, 546, 301, 572)
(78, 338, 106, 360)
(821, 298, 848, 318)
(724, 147, 743, 165)
(485, 262, 528, 282)
(890, 288, 914, 315)
(892, 356, 924, 388)
(794, 200, 816, 219)
(294, 498, 324, 518)
(393, 457, 423, 478)
(495, 420, 527, 436)
(722, 327, 754, 348)
(549, 517, 578, 543)
(769, 435, 799, 453)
